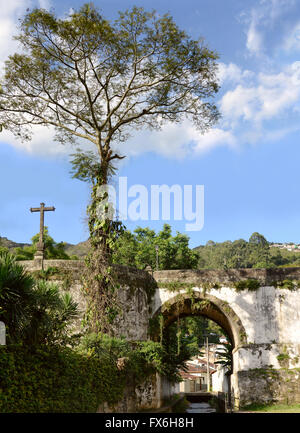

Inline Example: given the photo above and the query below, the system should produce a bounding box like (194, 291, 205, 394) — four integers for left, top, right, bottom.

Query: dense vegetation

(163, 316, 226, 378)
(0, 251, 208, 411)
(2, 225, 300, 270)
(0, 344, 125, 412)
(113, 227, 300, 270)
(196, 232, 300, 269)
(0, 227, 78, 261)
(113, 224, 199, 270)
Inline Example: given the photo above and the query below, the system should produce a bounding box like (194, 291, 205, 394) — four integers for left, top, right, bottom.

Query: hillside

(193, 235, 300, 269)
(64, 240, 90, 258)
(0, 236, 90, 258)
(0, 236, 31, 250)
(2, 231, 300, 268)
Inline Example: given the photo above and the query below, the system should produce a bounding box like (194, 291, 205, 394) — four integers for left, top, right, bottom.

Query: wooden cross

(30, 202, 55, 257)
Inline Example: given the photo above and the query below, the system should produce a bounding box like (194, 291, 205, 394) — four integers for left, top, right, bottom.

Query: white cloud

(282, 21, 300, 52)
(221, 85, 258, 124)
(192, 128, 237, 154)
(243, 0, 297, 56)
(220, 62, 300, 125)
(246, 15, 263, 55)
(0, 0, 30, 71)
(0, 0, 52, 73)
(0, 125, 75, 157)
(217, 62, 253, 85)
(113, 120, 237, 160)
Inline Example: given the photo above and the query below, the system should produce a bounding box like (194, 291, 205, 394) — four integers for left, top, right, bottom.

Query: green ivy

(0, 344, 125, 413)
(270, 279, 299, 291)
(234, 279, 261, 291)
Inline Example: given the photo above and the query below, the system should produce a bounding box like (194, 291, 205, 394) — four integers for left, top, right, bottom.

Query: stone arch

(152, 291, 247, 350)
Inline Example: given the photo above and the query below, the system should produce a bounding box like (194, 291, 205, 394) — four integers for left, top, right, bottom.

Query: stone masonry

(20, 260, 300, 409)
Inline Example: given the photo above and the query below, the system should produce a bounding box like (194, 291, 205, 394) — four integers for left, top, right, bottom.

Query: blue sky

(1, 0, 300, 248)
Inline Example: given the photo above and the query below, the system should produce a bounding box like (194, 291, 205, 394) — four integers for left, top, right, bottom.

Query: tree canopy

(113, 227, 300, 270)
(0, 2, 220, 334)
(0, 3, 220, 172)
(196, 232, 287, 269)
(113, 223, 199, 270)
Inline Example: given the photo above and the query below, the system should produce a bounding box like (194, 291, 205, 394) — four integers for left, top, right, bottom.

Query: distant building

(179, 335, 229, 392)
(179, 357, 216, 392)
(271, 243, 300, 251)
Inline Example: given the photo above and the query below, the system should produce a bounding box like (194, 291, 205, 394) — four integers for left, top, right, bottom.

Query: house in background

(179, 356, 216, 392)
(179, 335, 229, 393)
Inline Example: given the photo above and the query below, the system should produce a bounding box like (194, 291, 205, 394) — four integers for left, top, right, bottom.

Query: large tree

(0, 3, 220, 332)
(113, 224, 199, 270)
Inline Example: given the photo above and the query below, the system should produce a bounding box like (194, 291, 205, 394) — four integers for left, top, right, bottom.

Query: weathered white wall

(153, 286, 300, 371)
(19, 262, 300, 408)
(153, 284, 300, 407)
(212, 366, 229, 393)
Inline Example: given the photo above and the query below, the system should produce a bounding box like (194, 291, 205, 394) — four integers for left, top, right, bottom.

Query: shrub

(0, 344, 126, 413)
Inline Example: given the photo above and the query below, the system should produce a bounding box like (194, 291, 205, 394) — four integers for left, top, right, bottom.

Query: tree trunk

(83, 156, 120, 334)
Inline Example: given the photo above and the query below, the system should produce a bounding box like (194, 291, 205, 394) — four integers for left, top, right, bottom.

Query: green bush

(79, 333, 163, 384)
(0, 344, 126, 413)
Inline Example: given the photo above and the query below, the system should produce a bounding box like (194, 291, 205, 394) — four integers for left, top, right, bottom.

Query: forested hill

(0, 236, 31, 250)
(113, 228, 300, 270)
(194, 232, 300, 269)
(1, 227, 300, 269)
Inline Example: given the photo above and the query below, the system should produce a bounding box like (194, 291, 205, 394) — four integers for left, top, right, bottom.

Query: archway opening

(151, 292, 247, 409)
(153, 292, 246, 349)
(164, 315, 232, 394)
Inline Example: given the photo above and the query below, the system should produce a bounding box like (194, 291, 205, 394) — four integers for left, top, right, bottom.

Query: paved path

(186, 402, 216, 413)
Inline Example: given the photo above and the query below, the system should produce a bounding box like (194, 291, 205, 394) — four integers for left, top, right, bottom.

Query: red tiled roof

(180, 364, 216, 377)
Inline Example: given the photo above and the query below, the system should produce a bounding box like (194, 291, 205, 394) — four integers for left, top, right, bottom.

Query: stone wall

(233, 368, 300, 407)
(97, 375, 159, 413)
(152, 269, 300, 408)
(19, 261, 300, 410)
(20, 259, 155, 341)
(18, 259, 85, 273)
(153, 267, 300, 285)
(20, 258, 160, 411)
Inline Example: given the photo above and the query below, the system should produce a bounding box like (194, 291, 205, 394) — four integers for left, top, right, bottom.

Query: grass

(240, 402, 300, 413)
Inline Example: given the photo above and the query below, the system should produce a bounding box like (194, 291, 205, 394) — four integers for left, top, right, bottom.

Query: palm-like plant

(215, 341, 233, 374)
(22, 281, 79, 346)
(0, 251, 79, 346)
(0, 251, 35, 342)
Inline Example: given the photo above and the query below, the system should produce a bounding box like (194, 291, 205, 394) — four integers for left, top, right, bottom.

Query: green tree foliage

(13, 227, 76, 260)
(195, 232, 286, 269)
(161, 328, 199, 382)
(113, 224, 199, 270)
(157, 317, 225, 382)
(0, 3, 219, 333)
(177, 316, 224, 347)
(21, 281, 79, 346)
(79, 333, 162, 384)
(0, 251, 35, 342)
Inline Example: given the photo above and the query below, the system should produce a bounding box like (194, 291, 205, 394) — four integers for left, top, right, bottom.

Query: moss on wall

(238, 368, 300, 408)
